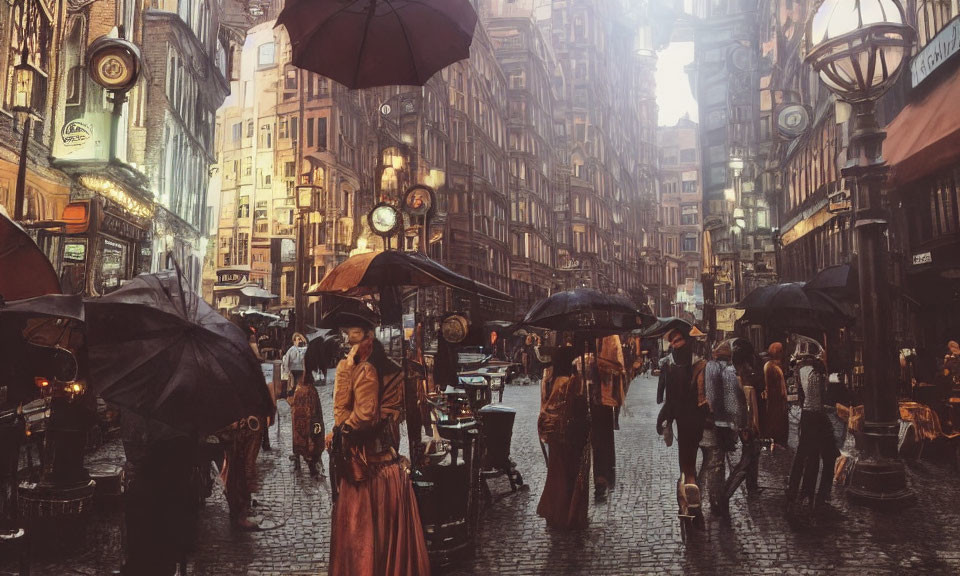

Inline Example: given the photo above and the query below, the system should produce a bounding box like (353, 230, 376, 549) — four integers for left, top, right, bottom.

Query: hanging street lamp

(805, 0, 915, 504)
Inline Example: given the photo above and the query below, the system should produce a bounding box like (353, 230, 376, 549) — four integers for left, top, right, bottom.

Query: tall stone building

(211, 0, 663, 319)
(687, 0, 774, 333)
(1, 0, 253, 296)
(658, 116, 703, 320)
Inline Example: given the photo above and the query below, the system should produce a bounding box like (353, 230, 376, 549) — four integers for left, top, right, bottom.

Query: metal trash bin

(477, 405, 524, 493)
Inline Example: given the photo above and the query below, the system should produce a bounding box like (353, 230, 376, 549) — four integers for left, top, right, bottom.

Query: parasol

(522, 289, 655, 334)
(306, 250, 511, 302)
(276, 0, 478, 89)
(84, 270, 274, 435)
(738, 282, 853, 331)
(0, 211, 61, 301)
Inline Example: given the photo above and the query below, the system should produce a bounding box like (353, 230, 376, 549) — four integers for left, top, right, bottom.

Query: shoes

(594, 485, 608, 500)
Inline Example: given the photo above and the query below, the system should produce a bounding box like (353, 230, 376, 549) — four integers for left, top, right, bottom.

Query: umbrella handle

(165, 251, 189, 314)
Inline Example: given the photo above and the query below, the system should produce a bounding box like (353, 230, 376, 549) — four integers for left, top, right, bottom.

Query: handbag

(310, 416, 325, 438)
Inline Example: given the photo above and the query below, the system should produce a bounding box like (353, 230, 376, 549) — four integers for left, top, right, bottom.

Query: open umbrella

(276, 0, 478, 89)
(636, 317, 694, 339)
(0, 211, 60, 301)
(805, 263, 858, 301)
(522, 289, 655, 334)
(84, 270, 274, 435)
(307, 250, 510, 301)
(738, 282, 852, 330)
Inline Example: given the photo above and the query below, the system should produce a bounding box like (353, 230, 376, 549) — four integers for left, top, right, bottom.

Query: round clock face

(88, 39, 141, 92)
(369, 204, 399, 235)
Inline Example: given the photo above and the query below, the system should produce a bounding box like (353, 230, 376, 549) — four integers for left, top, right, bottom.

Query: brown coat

(291, 380, 323, 459)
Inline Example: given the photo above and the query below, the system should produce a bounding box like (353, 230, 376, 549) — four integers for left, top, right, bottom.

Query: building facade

(658, 116, 703, 320)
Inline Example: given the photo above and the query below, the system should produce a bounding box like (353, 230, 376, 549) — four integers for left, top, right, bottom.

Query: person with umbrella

(537, 345, 590, 529)
(763, 342, 790, 450)
(325, 312, 430, 576)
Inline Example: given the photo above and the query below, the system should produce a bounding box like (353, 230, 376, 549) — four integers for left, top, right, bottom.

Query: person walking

(657, 328, 708, 511)
(719, 339, 764, 513)
(592, 334, 625, 497)
(786, 338, 838, 511)
(700, 339, 746, 513)
(281, 333, 308, 399)
(326, 315, 430, 576)
(219, 415, 263, 530)
(763, 342, 789, 449)
(537, 346, 591, 529)
(290, 370, 324, 477)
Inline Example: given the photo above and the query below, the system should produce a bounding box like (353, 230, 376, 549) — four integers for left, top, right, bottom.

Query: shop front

(885, 50, 960, 359)
(59, 193, 151, 296)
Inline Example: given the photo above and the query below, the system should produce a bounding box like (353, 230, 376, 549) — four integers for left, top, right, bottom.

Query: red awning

(885, 70, 960, 187)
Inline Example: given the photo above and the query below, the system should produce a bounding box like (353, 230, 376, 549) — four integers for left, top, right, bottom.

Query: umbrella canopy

(804, 263, 858, 301)
(0, 212, 60, 301)
(738, 282, 853, 330)
(240, 285, 279, 300)
(84, 270, 274, 435)
(0, 294, 84, 321)
(636, 317, 694, 339)
(522, 289, 655, 334)
(307, 250, 511, 302)
(276, 0, 478, 89)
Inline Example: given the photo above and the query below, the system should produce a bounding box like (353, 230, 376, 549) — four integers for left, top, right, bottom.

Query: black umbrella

(0, 212, 61, 301)
(636, 317, 694, 339)
(276, 0, 478, 89)
(805, 263, 858, 301)
(522, 289, 655, 334)
(738, 282, 852, 330)
(84, 270, 274, 435)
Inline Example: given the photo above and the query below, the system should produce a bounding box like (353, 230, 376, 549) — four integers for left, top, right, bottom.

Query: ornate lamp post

(806, 0, 914, 503)
(11, 4, 39, 221)
(295, 184, 319, 334)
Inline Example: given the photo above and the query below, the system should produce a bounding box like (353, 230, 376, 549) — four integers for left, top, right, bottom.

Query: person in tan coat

(325, 315, 430, 576)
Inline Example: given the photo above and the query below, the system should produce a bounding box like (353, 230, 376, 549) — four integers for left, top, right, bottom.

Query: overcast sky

(656, 42, 698, 126)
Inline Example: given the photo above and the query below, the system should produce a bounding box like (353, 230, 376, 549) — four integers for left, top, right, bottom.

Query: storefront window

(99, 237, 129, 294)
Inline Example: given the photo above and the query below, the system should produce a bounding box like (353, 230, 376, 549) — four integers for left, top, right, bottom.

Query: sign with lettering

(61, 120, 93, 147)
(912, 251, 933, 266)
(911, 16, 960, 88)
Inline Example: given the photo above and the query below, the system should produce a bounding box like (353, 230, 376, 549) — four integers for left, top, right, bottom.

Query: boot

(292, 455, 301, 471)
(308, 460, 319, 478)
(261, 431, 272, 451)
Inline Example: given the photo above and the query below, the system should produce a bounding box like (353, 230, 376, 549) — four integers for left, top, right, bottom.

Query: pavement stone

(2, 375, 960, 575)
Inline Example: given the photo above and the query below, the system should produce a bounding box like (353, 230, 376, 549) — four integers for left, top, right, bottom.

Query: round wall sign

(402, 185, 434, 218)
(776, 104, 810, 139)
(87, 37, 142, 93)
(368, 202, 401, 237)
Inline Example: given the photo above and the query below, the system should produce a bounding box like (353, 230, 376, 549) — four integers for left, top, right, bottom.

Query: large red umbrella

(0, 211, 60, 301)
(276, 0, 478, 89)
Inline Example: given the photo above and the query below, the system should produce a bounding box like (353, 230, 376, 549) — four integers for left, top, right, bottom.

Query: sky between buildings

(656, 41, 699, 126)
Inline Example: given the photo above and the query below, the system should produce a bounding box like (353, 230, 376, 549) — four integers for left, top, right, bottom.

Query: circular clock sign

(776, 104, 810, 139)
(368, 202, 401, 238)
(402, 185, 435, 218)
(87, 37, 142, 93)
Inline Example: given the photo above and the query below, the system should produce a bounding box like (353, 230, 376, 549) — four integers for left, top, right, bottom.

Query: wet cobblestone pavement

(4, 374, 960, 575)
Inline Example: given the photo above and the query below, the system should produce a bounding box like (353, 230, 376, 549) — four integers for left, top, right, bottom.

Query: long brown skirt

(329, 458, 431, 576)
(537, 440, 591, 530)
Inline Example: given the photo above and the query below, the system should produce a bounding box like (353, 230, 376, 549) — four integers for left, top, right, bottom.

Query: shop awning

(885, 69, 960, 187)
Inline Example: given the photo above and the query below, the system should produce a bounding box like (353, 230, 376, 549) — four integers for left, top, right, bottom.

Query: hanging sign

(912, 252, 933, 266)
(911, 16, 960, 88)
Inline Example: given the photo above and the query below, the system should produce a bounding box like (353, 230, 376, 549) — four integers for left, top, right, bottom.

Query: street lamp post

(11, 5, 39, 221)
(806, 0, 914, 503)
(296, 185, 319, 334)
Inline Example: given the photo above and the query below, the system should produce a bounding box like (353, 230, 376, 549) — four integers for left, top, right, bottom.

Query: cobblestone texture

(3, 375, 960, 575)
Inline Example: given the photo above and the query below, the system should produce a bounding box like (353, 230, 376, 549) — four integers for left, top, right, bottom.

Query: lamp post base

(846, 457, 913, 505)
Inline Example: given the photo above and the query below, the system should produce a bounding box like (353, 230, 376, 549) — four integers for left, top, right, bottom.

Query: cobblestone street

(5, 374, 960, 575)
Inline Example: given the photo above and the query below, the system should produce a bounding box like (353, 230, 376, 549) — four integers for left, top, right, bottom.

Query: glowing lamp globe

(805, 0, 914, 102)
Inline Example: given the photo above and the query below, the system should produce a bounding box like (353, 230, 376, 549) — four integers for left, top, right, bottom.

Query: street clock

(87, 37, 142, 93)
(368, 203, 401, 238)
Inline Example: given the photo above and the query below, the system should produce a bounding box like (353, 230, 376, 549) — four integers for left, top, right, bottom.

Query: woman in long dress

(537, 346, 591, 529)
(290, 370, 324, 477)
(326, 318, 431, 576)
(763, 342, 789, 448)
